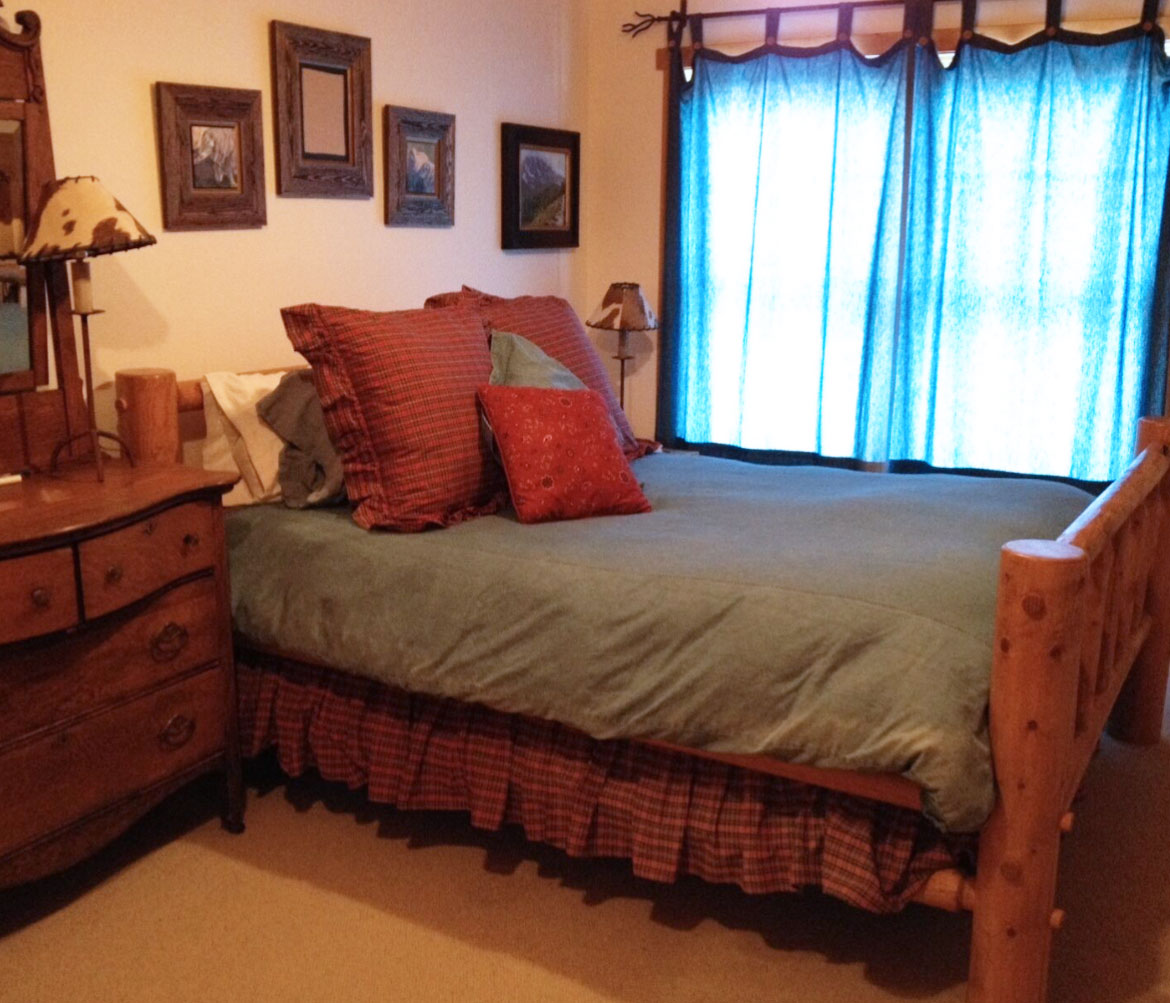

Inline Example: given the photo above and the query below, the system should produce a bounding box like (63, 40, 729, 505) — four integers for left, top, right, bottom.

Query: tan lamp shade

(18, 175, 156, 262)
(586, 282, 658, 332)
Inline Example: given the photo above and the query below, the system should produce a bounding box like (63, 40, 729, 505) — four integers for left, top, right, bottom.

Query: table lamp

(586, 282, 658, 409)
(19, 176, 156, 480)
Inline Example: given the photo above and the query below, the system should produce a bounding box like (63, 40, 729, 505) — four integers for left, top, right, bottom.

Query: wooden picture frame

(501, 123, 579, 250)
(271, 21, 373, 199)
(155, 83, 266, 230)
(384, 105, 454, 228)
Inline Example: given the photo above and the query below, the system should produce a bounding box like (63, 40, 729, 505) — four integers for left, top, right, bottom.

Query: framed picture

(501, 123, 579, 249)
(270, 21, 373, 198)
(384, 105, 454, 227)
(155, 83, 266, 230)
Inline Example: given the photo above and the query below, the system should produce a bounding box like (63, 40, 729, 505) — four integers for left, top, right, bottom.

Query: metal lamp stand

(50, 308, 134, 481)
(614, 328, 633, 409)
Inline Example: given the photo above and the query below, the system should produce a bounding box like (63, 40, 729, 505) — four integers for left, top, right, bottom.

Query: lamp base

(50, 430, 135, 481)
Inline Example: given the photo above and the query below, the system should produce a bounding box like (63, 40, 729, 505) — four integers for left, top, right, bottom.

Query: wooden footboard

(968, 416, 1170, 1003)
(114, 369, 1170, 1003)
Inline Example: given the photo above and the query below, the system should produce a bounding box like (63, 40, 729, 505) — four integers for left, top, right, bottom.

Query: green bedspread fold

(226, 452, 1091, 832)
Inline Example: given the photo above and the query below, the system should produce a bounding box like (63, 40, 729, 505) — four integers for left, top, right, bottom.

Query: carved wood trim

(270, 20, 373, 199)
(0, 11, 86, 472)
(384, 105, 455, 227)
(155, 83, 266, 230)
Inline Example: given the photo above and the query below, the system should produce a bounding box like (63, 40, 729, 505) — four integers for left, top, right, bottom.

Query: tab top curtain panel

(660, 30, 1170, 481)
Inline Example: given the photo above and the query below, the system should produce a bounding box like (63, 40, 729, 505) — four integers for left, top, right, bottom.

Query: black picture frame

(270, 21, 373, 199)
(501, 123, 579, 249)
(384, 105, 454, 227)
(155, 82, 266, 230)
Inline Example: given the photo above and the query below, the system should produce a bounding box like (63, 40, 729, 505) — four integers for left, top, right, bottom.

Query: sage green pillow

(489, 330, 586, 390)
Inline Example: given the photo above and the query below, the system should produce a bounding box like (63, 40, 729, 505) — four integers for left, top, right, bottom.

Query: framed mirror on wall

(0, 111, 43, 393)
(0, 10, 88, 475)
(0, 116, 31, 382)
(270, 21, 373, 198)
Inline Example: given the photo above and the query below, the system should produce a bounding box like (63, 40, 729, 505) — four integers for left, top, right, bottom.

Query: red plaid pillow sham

(478, 295, 644, 457)
(423, 289, 651, 459)
(281, 303, 506, 531)
(423, 285, 502, 311)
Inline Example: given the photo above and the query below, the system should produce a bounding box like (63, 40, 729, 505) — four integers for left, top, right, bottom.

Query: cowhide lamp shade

(18, 176, 156, 482)
(20, 176, 156, 262)
(586, 282, 658, 410)
(585, 282, 658, 332)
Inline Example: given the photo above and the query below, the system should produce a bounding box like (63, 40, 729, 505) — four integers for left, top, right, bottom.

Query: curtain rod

(624, 0, 1163, 37)
(624, 2, 918, 38)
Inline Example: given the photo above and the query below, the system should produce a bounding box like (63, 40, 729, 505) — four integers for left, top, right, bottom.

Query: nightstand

(0, 462, 242, 888)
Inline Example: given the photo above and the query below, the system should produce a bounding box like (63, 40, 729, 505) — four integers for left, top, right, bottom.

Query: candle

(70, 258, 93, 314)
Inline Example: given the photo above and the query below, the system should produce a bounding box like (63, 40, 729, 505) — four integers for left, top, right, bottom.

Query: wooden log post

(969, 540, 1087, 1003)
(1109, 416, 1170, 745)
(114, 368, 181, 466)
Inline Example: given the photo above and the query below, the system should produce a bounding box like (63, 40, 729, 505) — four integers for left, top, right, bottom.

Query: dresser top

(0, 463, 237, 554)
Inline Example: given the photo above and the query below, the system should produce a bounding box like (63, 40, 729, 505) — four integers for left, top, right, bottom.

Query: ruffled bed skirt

(236, 652, 972, 913)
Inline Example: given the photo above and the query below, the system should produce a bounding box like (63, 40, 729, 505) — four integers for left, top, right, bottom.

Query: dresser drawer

(0, 577, 221, 748)
(79, 501, 217, 619)
(0, 548, 78, 646)
(0, 665, 226, 858)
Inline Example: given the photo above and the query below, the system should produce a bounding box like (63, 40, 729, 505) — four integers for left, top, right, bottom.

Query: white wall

(27, 0, 1154, 442)
(28, 0, 586, 389)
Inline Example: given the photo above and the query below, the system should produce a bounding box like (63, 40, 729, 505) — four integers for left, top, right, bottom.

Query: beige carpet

(2, 734, 1168, 1003)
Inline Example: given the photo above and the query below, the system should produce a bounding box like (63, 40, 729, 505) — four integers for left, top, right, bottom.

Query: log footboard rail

(966, 416, 1170, 1003)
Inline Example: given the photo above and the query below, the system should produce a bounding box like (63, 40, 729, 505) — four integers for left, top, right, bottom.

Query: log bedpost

(114, 368, 181, 466)
(1109, 415, 1170, 744)
(968, 539, 1087, 1003)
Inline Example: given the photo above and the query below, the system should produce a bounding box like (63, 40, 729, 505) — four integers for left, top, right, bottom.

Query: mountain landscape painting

(518, 146, 568, 229)
(501, 123, 578, 248)
(405, 139, 437, 195)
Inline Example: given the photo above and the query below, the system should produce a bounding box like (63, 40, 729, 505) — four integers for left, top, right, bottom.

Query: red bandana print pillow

(477, 385, 652, 524)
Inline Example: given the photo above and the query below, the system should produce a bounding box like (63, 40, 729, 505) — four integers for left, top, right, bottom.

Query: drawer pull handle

(105, 564, 123, 586)
(159, 714, 196, 751)
(150, 622, 189, 662)
(182, 533, 200, 552)
(30, 587, 51, 608)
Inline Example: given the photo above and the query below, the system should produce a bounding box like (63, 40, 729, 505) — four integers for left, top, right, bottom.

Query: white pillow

(200, 371, 286, 506)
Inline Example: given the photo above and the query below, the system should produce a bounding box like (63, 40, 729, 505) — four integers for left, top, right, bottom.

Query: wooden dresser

(0, 462, 242, 888)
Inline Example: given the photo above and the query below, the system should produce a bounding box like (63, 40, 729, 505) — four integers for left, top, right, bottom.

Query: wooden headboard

(113, 366, 306, 467)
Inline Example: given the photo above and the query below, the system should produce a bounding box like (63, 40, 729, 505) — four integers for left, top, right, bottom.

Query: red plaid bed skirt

(236, 652, 972, 913)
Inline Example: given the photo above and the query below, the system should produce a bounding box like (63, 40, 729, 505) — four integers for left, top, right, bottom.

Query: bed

(118, 366, 1170, 1003)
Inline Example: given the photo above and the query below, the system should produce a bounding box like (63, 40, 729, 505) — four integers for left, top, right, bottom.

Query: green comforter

(226, 451, 1091, 832)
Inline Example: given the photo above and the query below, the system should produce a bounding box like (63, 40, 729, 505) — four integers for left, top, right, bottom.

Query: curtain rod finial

(622, 11, 660, 37)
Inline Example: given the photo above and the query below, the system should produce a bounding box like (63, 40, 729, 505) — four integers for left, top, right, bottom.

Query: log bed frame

(114, 366, 1170, 1003)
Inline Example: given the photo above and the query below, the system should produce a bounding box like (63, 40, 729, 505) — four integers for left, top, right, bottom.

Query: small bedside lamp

(20, 176, 156, 480)
(586, 282, 658, 409)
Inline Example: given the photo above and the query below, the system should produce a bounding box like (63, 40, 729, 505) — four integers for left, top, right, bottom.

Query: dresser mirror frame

(0, 10, 86, 474)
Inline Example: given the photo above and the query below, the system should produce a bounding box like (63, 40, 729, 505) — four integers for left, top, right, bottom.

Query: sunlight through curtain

(664, 33, 1170, 480)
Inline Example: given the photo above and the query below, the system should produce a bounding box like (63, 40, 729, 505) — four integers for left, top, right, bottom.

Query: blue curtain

(674, 45, 911, 456)
(665, 33, 1170, 481)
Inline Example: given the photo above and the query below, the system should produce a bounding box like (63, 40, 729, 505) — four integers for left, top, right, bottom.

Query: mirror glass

(0, 118, 26, 377)
(0, 263, 25, 372)
(299, 65, 347, 158)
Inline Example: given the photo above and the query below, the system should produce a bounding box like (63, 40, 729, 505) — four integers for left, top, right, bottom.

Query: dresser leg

(222, 761, 245, 834)
(212, 503, 245, 835)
